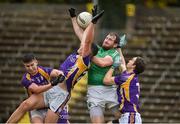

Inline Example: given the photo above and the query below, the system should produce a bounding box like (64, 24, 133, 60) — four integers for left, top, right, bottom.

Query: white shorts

(43, 85, 69, 112)
(87, 85, 119, 109)
(119, 112, 142, 124)
(30, 109, 47, 120)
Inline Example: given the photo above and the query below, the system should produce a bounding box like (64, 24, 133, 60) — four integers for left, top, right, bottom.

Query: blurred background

(0, 0, 180, 123)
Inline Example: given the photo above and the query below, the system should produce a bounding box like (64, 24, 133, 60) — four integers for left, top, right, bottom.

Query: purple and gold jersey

(114, 71, 140, 113)
(21, 66, 52, 94)
(59, 52, 90, 92)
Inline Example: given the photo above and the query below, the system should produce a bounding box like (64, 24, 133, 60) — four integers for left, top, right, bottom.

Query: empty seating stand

(130, 6, 180, 123)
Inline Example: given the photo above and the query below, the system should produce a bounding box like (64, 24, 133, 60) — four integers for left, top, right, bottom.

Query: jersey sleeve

(109, 50, 120, 62)
(41, 66, 53, 75)
(21, 74, 32, 89)
(114, 73, 127, 85)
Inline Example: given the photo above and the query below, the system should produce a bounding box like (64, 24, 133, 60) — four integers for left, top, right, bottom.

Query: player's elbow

(28, 83, 44, 94)
(103, 77, 111, 85)
(31, 89, 41, 94)
(100, 61, 113, 68)
(98, 62, 109, 67)
(30, 87, 41, 94)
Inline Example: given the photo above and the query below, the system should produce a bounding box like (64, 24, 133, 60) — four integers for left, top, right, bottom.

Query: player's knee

(20, 100, 32, 111)
(110, 105, 121, 119)
(31, 117, 43, 123)
(89, 106, 104, 119)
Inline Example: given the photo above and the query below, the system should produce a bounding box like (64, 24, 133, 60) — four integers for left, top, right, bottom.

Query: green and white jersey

(88, 46, 120, 85)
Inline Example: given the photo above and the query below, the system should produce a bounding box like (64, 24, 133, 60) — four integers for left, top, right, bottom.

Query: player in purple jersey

(58, 8, 104, 93)
(103, 48, 146, 124)
(7, 7, 104, 123)
(6, 53, 67, 123)
(37, 7, 103, 123)
(67, 6, 123, 123)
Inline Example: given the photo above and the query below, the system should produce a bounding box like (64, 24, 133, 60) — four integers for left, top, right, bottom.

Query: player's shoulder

(108, 48, 119, 57)
(108, 48, 118, 53)
(38, 66, 53, 75)
(38, 66, 52, 71)
(21, 72, 30, 82)
(38, 65, 45, 69)
(67, 51, 78, 59)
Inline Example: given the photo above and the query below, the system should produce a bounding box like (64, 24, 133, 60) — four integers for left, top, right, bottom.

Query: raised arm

(81, 8, 104, 57)
(116, 34, 127, 72)
(68, 8, 84, 41)
(117, 48, 126, 72)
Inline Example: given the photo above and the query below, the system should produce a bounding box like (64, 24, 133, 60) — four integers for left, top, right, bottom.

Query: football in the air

(77, 11, 92, 29)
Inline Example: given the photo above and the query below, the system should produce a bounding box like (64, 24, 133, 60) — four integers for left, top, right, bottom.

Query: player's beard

(102, 45, 112, 50)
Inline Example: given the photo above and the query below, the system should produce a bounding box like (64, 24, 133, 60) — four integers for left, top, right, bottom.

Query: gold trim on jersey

(119, 74, 135, 111)
(67, 56, 88, 87)
(38, 67, 50, 82)
(121, 74, 135, 101)
(72, 56, 88, 85)
(26, 73, 31, 81)
(133, 104, 138, 112)
(25, 67, 50, 82)
(25, 67, 50, 95)
(119, 87, 125, 110)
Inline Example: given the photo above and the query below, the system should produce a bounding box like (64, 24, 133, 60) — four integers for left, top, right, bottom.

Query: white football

(77, 12, 92, 29)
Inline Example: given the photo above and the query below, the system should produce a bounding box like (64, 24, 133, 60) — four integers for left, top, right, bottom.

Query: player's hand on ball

(68, 8, 76, 18)
(92, 5, 98, 17)
(92, 10, 104, 24)
(51, 74, 65, 86)
(117, 34, 127, 48)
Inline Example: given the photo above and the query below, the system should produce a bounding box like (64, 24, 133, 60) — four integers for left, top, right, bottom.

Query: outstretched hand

(117, 34, 127, 48)
(51, 74, 65, 86)
(92, 10, 104, 24)
(68, 8, 76, 18)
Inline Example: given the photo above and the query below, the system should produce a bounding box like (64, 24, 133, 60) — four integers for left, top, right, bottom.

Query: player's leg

(44, 109, 59, 123)
(89, 106, 105, 123)
(87, 86, 106, 123)
(44, 85, 69, 123)
(105, 87, 121, 122)
(6, 94, 45, 123)
(31, 117, 43, 123)
(30, 109, 47, 123)
(45, 106, 69, 123)
(106, 105, 121, 124)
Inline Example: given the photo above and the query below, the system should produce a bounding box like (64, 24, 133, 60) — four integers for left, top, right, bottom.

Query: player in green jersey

(69, 5, 121, 123)
(87, 32, 121, 123)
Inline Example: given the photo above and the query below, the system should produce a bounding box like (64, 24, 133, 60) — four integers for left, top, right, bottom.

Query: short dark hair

(22, 53, 36, 63)
(134, 57, 146, 74)
(109, 32, 120, 44)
